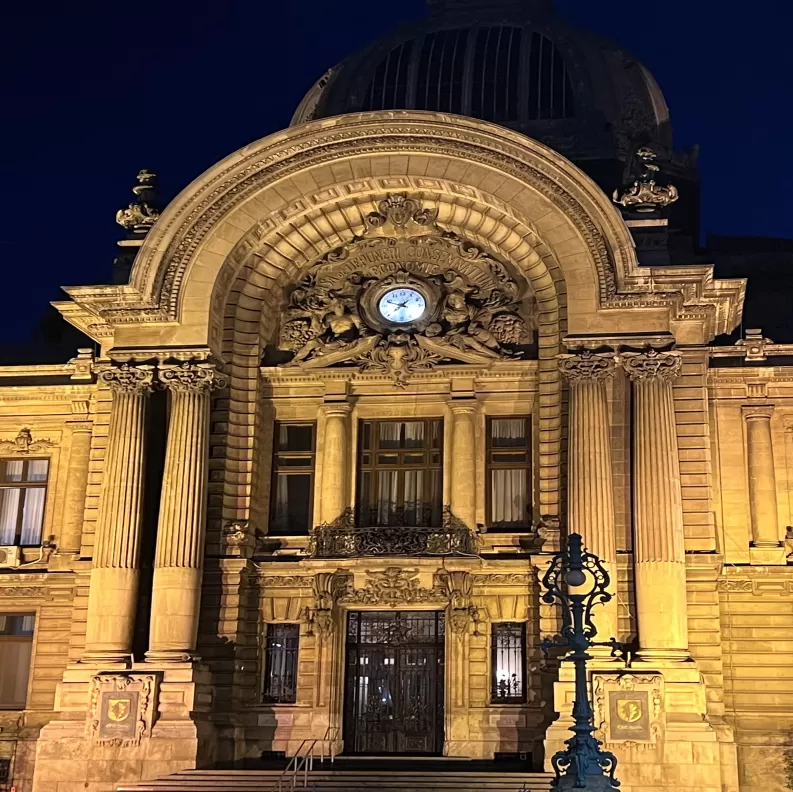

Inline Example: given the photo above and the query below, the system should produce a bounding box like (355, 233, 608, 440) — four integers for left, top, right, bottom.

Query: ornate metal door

(344, 611, 445, 754)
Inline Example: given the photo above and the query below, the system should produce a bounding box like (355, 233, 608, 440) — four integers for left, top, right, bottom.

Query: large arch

(56, 110, 743, 530)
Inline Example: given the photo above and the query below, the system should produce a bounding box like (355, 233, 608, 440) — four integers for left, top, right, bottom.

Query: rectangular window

(262, 623, 299, 704)
(270, 423, 315, 535)
(491, 622, 526, 704)
(0, 614, 34, 708)
(486, 417, 531, 530)
(357, 419, 443, 528)
(0, 459, 49, 546)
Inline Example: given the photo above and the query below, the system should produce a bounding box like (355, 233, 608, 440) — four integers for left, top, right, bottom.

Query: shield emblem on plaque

(616, 698, 642, 723)
(108, 698, 131, 723)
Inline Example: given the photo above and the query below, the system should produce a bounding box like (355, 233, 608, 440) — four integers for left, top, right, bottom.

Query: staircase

(116, 759, 554, 792)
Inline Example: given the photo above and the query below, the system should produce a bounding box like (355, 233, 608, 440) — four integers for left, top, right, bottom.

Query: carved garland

(0, 429, 57, 455)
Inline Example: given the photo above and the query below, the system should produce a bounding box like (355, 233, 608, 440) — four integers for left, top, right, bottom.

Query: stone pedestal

(624, 351, 689, 661)
(147, 362, 226, 663)
(449, 400, 477, 529)
(83, 364, 154, 664)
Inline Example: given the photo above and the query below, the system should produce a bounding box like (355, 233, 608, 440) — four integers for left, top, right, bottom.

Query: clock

(377, 287, 427, 324)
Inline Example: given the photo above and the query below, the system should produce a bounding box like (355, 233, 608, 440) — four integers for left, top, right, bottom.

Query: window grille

(270, 423, 316, 535)
(262, 623, 299, 704)
(491, 622, 526, 703)
(0, 459, 49, 546)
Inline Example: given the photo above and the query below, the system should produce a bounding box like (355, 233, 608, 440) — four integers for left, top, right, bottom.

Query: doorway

(344, 610, 445, 754)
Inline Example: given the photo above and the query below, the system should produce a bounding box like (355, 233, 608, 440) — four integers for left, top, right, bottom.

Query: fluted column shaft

(58, 419, 93, 554)
(625, 351, 689, 659)
(83, 364, 154, 663)
(560, 353, 618, 642)
(319, 404, 351, 525)
(450, 401, 477, 529)
(743, 405, 780, 547)
(147, 362, 226, 662)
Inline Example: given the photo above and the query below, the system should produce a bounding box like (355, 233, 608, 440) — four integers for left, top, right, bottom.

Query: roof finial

(613, 148, 679, 213)
(115, 169, 161, 233)
(113, 169, 162, 284)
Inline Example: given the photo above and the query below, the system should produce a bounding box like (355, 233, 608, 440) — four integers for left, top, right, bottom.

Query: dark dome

(292, 0, 673, 166)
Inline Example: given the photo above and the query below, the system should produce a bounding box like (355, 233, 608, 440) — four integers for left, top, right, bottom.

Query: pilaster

(449, 400, 477, 529)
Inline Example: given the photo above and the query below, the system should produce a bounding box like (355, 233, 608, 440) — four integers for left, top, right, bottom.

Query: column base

(145, 649, 198, 664)
(79, 651, 133, 666)
(749, 544, 786, 565)
(635, 647, 692, 662)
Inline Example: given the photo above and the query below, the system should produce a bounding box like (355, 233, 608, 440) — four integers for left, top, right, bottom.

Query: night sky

(1, 0, 791, 348)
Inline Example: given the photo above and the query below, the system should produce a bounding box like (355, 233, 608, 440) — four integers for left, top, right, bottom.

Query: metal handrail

(276, 725, 339, 792)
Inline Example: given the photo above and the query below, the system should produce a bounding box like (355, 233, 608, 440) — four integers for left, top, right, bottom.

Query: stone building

(0, 1, 790, 791)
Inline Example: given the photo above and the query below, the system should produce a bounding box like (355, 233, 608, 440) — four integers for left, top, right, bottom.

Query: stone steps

(117, 768, 554, 792)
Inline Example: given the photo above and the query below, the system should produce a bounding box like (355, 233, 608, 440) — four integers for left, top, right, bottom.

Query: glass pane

(0, 489, 20, 544)
(490, 469, 528, 526)
(378, 422, 403, 449)
(491, 623, 525, 703)
(26, 460, 49, 482)
(377, 454, 399, 465)
(403, 422, 425, 448)
(361, 423, 372, 451)
(278, 457, 313, 468)
(272, 474, 312, 534)
(403, 453, 425, 465)
(492, 452, 528, 464)
(277, 424, 313, 452)
(491, 418, 528, 447)
(0, 616, 34, 636)
(1, 461, 23, 483)
(20, 488, 46, 545)
(0, 640, 32, 708)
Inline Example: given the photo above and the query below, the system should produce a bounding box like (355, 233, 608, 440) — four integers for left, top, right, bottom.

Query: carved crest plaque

(593, 673, 662, 745)
(88, 674, 158, 746)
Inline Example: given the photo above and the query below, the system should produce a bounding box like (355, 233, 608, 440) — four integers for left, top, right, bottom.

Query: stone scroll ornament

(271, 194, 535, 386)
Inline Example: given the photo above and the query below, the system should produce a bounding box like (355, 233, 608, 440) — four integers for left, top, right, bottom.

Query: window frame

(484, 416, 532, 531)
(261, 622, 300, 705)
(0, 457, 50, 547)
(356, 418, 444, 528)
(0, 612, 35, 710)
(490, 621, 527, 705)
(269, 422, 316, 536)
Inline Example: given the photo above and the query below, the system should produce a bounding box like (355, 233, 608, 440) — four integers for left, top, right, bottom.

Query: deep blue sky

(1, 0, 790, 344)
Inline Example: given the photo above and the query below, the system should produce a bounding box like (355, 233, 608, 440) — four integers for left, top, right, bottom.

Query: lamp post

(540, 533, 622, 791)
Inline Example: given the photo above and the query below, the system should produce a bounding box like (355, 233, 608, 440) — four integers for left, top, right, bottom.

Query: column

(319, 403, 351, 525)
(624, 350, 689, 659)
(83, 364, 154, 663)
(58, 419, 93, 555)
(147, 362, 226, 662)
(559, 352, 618, 643)
(743, 404, 780, 547)
(450, 401, 477, 529)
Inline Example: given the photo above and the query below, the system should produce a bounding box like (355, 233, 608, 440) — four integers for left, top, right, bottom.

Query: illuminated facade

(0, 2, 789, 792)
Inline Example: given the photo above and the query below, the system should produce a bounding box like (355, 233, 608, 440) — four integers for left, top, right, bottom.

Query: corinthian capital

(159, 362, 228, 393)
(100, 363, 155, 394)
(621, 350, 682, 382)
(558, 351, 616, 382)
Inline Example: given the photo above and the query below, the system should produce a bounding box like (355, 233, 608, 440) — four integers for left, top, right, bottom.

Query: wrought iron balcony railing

(307, 509, 479, 558)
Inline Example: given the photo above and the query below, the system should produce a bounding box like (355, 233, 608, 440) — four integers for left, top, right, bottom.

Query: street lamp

(539, 533, 622, 791)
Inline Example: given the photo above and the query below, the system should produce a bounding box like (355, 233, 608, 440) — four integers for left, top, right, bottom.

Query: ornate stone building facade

(0, 2, 789, 792)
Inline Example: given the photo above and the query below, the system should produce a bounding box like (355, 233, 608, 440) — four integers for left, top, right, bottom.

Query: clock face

(378, 288, 427, 324)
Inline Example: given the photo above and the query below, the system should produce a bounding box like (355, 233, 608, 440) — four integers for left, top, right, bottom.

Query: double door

(344, 610, 444, 754)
